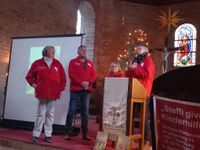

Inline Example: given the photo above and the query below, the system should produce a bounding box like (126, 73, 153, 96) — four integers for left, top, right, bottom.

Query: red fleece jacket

(126, 56, 155, 97)
(26, 58, 66, 99)
(68, 57, 96, 92)
(105, 71, 125, 78)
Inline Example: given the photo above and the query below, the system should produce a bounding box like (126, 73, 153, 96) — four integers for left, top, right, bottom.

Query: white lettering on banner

(161, 114, 200, 129)
(162, 105, 184, 116)
(162, 105, 200, 119)
(155, 96, 200, 150)
(162, 125, 195, 150)
(185, 111, 200, 119)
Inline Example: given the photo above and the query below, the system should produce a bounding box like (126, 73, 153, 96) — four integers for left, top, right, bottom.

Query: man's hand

(32, 83, 37, 89)
(81, 81, 89, 90)
(129, 63, 137, 69)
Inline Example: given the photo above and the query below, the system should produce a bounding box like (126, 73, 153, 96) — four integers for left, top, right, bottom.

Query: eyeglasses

(111, 65, 118, 68)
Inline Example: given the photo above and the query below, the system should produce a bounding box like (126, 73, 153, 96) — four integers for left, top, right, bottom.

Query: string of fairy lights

(117, 28, 149, 71)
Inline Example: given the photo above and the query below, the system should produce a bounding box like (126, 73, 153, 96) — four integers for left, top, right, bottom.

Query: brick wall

(0, 0, 199, 116)
(0, 0, 78, 118)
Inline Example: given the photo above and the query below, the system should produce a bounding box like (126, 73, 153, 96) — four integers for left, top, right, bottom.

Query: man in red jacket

(126, 43, 155, 147)
(26, 46, 66, 143)
(64, 45, 96, 140)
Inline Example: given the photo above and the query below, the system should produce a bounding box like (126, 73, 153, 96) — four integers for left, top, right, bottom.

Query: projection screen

(4, 35, 82, 126)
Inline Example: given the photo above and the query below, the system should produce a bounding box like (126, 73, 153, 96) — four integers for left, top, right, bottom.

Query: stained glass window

(174, 23, 197, 67)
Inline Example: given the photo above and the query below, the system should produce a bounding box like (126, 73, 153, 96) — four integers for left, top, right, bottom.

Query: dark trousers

(145, 98, 151, 141)
(145, 97, 156, 149)
(146, 96, 156, 150)
(150, 96, 156, 150)
(65, 91, 91, 136)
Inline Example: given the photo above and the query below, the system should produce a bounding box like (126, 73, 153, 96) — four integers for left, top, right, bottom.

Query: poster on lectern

(102, 78, 129, 135)
(154, 96, 200, 150)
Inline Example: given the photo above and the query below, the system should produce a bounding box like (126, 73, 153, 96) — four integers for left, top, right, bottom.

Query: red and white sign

(154, 96, 200, 150)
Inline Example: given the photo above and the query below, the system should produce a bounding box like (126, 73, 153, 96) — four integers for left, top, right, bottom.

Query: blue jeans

(65, 91, 91, 135)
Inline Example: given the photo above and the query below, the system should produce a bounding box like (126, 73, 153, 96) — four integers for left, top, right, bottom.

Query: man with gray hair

(126, 43, 155, 149)
(26, 46, 66, 143)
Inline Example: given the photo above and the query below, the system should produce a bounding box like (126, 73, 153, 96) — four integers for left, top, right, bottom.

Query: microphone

(133, 55, 138, 63)
(133, 52, 148, 64)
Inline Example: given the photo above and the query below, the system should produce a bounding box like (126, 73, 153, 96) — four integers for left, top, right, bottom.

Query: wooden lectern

(127, 78, 147, 150)
(101, 78, 147, 150)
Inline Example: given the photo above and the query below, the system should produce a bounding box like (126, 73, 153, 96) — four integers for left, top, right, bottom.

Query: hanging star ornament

(156, 8, 183, 33)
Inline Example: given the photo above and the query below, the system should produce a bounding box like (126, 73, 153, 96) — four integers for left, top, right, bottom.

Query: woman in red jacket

(26, 46, 66, 143)
(105, 62, 125, 78)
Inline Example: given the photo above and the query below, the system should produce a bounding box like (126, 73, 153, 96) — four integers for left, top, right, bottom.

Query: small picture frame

(116, 135, 130, 150)
(93, 131, 108, 150)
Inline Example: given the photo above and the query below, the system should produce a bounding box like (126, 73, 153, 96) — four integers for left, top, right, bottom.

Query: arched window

(76, 1, 95, 60)
(76, 10, 82, 34)
(174, 23, 197, 67)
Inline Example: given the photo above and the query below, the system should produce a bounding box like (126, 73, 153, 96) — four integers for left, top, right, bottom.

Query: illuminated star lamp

(156, 7, 183, 33)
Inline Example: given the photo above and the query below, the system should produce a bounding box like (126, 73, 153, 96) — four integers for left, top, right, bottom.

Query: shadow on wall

(89, 78, 104, 116)
(0, 82, 7, 120)
(0, 61, 8, 119)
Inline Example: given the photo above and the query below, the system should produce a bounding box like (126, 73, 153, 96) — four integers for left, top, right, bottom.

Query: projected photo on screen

(26, 46, 61, 94)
